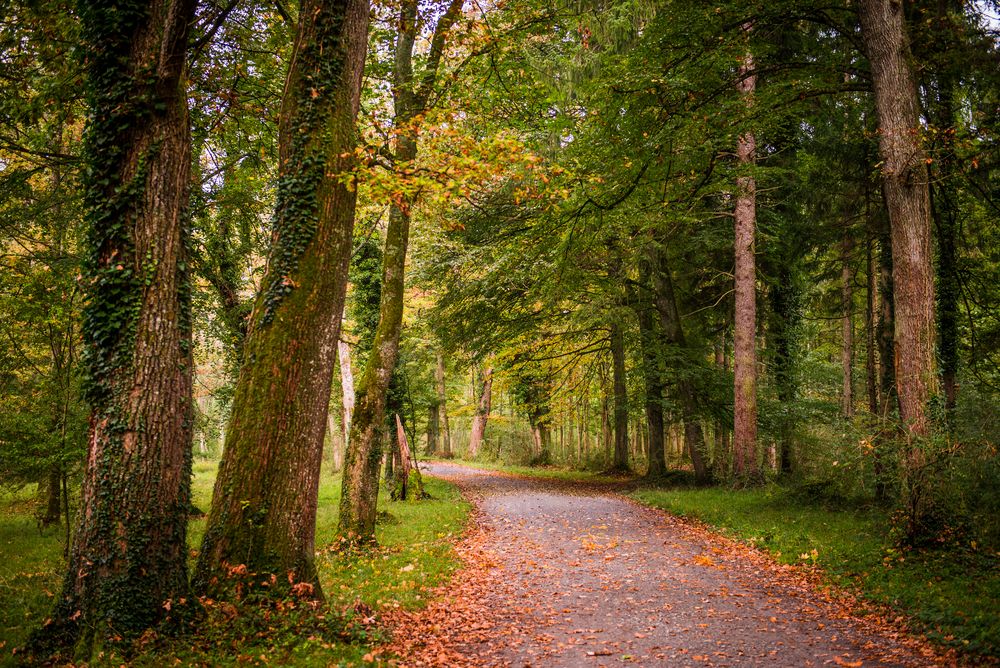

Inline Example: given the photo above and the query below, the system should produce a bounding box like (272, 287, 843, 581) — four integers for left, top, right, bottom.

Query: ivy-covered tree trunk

(714, 334, 732, 476)
(339, 0, 464, 542)
(31, 0, 196, 654)
(733, 48, 759, 482)
(859, 0, 937, 436)
(195, 0, 370, 595)
(609, 321, 630, 471)
(468, 367, 493, 457)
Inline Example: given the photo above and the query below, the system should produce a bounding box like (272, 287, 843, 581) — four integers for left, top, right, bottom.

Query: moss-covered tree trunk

(338, 0, 464, 542)
(31, 0, 196, 655)
(195, 0, 370, 595)
(859, 0, 937, 436)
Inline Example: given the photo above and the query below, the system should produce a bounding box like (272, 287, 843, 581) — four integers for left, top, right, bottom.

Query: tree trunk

(41, 465, 62, 528)
(714, 335, 732, 476)
(338, 0, 464, 543)
(859, 0, 937, 436)
(609, 322, 630, 471)
(34, 0, 197, 653)
(630, 274, 667, 478)
(435, 353, 452, 456)
(196, 0, 370, 595)
(878, 214, 897, 415)
(468, 367, 493, 457)
(733, 46, 759, 482)
(650, 245, 709, 483)
(339, 336, 355, 450)
(427, 404, 439, 455)
(841, 232, 855, 418)
(866, 231, 879, 415)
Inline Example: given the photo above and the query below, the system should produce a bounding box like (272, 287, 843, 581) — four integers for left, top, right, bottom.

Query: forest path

(380, 462, 949, 667)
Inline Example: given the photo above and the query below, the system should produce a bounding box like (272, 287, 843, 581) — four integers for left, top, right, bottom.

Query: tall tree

(339, 0, 466, 542)
(858, 0, 936, 436)
(650, 244, 710, 483)
(733, 43, 759, 481)
(31, 0, 197, 654)
(195, 0, 371, 595)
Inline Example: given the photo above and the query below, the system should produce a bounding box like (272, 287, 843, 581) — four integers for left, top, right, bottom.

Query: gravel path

(387, 462, 951, 667)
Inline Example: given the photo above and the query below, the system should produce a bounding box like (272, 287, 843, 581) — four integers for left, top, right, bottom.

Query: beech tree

(195, 0, 371, 594)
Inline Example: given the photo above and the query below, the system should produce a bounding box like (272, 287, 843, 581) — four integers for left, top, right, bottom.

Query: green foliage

(348, 228, 384, 368)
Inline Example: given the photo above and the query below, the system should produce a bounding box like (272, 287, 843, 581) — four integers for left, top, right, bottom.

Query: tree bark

(468, 367, 493, 457)
(733, 46, 759, 482)
(609, 321, 630, 471)
(859, 0, 937, 436)
(435, 353, 452, 456)
(196, 0, 370, 595)
(33, 0, 197, 653)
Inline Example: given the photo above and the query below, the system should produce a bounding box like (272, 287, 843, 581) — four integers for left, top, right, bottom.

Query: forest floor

(378, 461, 963, 667)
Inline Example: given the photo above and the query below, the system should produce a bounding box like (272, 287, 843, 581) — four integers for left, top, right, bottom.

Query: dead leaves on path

(376, 474, 967, 668)
(376, 511, 508, 667)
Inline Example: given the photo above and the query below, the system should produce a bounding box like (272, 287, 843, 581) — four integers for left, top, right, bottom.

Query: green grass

(0, 460, 470, 666)
(632, 485, 1000, 658)
(442, 457, 631, 484)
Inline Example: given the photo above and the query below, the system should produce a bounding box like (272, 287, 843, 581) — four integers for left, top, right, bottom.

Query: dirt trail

(382, 462, 952, 667)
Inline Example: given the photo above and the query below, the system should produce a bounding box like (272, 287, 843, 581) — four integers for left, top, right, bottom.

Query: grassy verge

(439, 457, 632, 484)
(1, 459, 470, 666)
(632, 485, 1000, 659)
